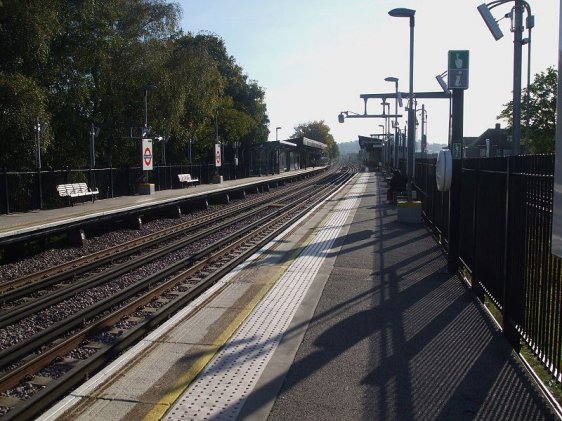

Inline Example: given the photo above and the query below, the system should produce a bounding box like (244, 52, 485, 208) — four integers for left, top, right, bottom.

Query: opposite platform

(0, 168, 321, 245)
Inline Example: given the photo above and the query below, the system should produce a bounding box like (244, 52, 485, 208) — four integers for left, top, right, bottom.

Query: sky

(176, 0, 559, 145)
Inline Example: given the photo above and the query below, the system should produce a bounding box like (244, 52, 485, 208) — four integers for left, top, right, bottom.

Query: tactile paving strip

(165, 174, 369, 420)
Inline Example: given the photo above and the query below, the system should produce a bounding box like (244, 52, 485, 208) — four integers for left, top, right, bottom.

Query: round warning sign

(144, 147, 152, 166)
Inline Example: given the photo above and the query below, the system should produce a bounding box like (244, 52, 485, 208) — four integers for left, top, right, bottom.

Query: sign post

(214, 143, 221, 167)
(447, 50, 468, 273)
(213, 143, 223, 184)
(138, 138, 154, 195)
(142, 138, 153, 170)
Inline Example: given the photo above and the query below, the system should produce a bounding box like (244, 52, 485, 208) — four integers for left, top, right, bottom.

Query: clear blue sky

(177, 0, 558, 145)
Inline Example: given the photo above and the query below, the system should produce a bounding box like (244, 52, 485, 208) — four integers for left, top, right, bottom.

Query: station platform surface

(0, 168, 319, 243)
(39, 172, 559, 421)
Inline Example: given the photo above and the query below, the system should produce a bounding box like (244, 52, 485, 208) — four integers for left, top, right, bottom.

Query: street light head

(144, 83, 157, 90)
(389, 7, 415, 18)
(338, 113, 345, 123)
(477, 3, 504, 41)
(384, 76, 399, 83)
(435, 74, 449, 92)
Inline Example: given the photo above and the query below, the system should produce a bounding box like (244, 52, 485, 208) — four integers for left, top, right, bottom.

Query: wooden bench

(56, 182, 99, 205)
(178, 173, 199, 188)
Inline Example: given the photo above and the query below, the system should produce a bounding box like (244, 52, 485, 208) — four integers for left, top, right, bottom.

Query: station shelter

(248, 137, 326, 176)
(358, 135, 385, 170)
(288, 137, 327, 169)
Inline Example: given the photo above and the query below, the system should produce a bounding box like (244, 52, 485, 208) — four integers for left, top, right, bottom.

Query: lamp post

(142, 84, 156, 184)
(275, 127, 282, 173)
(389, 7, 416, 199)
(477, 0, 534, 155)
(385, 76, 399, 169)
(143, 83, 157, 133)
(417, 104, 427, 153)
(89, 123, 99, 190)
(379, 124, 386, 167)
(34, 117, 43, 210)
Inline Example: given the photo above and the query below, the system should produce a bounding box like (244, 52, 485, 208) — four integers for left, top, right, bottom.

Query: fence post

(501, 155, 521, 350)
(110, 166, 114, 198)
(471, 159, 485, 302)
(3, 167, 9, 214)
(37, 169, 43, 210)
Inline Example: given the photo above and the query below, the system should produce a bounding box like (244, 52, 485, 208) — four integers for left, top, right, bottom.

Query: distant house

(464, 124, 512, 158)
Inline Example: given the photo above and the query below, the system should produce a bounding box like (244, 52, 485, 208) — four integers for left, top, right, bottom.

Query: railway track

(0, 166, 357, 419)
(0, 170, 329, 296)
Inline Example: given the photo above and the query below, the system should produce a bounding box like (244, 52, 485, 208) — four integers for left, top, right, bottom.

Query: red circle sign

(144, 147, 152, 166)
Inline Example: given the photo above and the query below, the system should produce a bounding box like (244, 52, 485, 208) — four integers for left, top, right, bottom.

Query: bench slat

(177, 173, 199, 186)
(56, 182, 98, 205)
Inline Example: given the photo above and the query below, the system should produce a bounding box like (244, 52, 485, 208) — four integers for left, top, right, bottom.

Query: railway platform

(0, 168, 323, 247)
(38, 171, 559, 420)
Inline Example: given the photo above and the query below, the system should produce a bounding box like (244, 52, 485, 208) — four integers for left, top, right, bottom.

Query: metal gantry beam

(360, 91, 451, 100)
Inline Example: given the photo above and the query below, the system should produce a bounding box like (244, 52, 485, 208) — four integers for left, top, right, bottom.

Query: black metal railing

(415, 158, 449, 245)
(0, 162, 254, 214)
(416, 154, 562, 382)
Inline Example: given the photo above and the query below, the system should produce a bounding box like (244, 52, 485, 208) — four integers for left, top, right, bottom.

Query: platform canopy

(358, 135, 384, 150)
(288, 136, 327, 150)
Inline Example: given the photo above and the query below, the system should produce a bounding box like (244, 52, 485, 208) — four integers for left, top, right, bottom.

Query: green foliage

(0, 74, 50, 169)
(0, 1, 269, 169)
(292, 120, 340, 160)
(497, 66, 557, 154)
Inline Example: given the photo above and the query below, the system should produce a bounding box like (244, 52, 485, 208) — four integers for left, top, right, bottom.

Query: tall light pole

(478, 0, 534, 155)
(389, 7, 415, 199)
(275, 127, 282, 173)
(143, 83, 157, 134)
(417, 104, 427, 153)
(379, 124, 386, 168)
(34, 116, 43, 210)
(142, 84, 156, 184)
(385, 77, 399, 169)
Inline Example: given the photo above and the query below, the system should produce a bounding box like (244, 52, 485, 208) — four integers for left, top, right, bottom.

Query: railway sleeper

(0, 396, 19, 407)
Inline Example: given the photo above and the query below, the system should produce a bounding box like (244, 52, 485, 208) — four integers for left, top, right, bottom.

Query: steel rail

(0, 169, 332, 301)
(0, 170, 349, 374)
(0, 169, 354, 419)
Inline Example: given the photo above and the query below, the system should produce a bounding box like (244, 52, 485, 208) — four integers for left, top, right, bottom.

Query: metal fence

(0, 162, 254, 214)
(415, 158, 449, 245)
(416, 154, 562, 382)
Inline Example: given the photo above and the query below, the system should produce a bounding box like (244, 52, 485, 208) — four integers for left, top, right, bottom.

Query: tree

(0, 1, 269, 170)
(292, 120, 340, 160)
(497, 66, 557, 154)
(0, 74, 50, 169)
(185, 33, 269, 151)
(154, 34, 224, 164)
